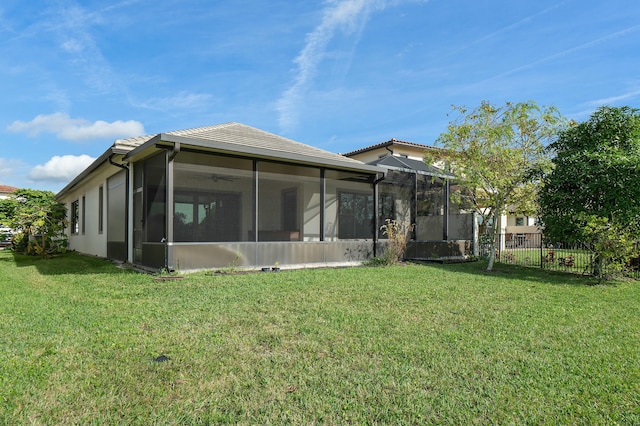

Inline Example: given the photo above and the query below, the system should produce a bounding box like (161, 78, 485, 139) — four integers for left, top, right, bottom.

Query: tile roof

(342, 138, 440, 157)
(0, 185, 18, 193)
(366, 155, 453, 178)
(125, 122, 368, 167)
(58, 122, 381, 199)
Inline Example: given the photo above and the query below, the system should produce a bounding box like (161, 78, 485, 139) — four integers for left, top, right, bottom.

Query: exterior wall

(505, 225, 540, 234)
(59, 163, 124, 258)
(503, 214, 540, 234)
(168, 240, 373, 271)
(348, 145, 447, 173)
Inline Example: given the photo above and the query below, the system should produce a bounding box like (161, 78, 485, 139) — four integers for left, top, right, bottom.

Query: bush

(378, 219, 414, 265)
(582, 215, 638, 281)
(10, 232, 28, 253)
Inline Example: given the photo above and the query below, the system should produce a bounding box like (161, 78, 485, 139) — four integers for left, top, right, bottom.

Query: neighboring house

(343, 139, 476, 258)
(345, 139, 544, 251)
(342, 138, 441, 164)
(500, 213, 541, 249)
(0, 185, 18, 243)
(0, 184, 18, 200)
(56, 125, 476, 272)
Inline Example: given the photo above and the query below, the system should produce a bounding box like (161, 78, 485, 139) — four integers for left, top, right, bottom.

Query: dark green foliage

(0, 189, 68, 256)
(539, 106, 640, 279)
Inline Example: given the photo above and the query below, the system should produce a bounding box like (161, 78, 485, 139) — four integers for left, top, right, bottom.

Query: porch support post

(373, 175, 379, 257)
(443, 179, 450, 241)
(166, 147, 176, 245)
(252, 160, 258, 242)
(412, 172, 417, 241)
(166, 142, 179, 271)
(320, 169, 325, 242)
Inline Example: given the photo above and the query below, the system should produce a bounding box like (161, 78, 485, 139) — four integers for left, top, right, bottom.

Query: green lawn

(1, 250, 638, 424)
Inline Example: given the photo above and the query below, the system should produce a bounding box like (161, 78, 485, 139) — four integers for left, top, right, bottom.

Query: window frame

(70, 200, 79, 235)
(81, 195, 86, 235)
(98, 185, 104, 234)
(337, 190, 374, 239)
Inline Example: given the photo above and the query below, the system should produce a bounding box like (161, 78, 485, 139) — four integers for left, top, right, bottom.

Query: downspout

(385, 144, 394, 157)
(109, 154, 129, 171)
(165, 142, 180, 271)
(168, 142, 181, 162)
(108, 154, 130, 262)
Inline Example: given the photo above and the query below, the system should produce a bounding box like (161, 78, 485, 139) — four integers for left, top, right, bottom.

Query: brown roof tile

(0, 185, 18, 193)
(342, 138, 440, 157)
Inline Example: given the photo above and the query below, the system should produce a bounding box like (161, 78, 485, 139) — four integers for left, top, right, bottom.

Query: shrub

(379, 219, 414, 265)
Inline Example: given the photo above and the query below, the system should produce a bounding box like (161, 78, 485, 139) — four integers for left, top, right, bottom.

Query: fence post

(540, 233, 543, 270)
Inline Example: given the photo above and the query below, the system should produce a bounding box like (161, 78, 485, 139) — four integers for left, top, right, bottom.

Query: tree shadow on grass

(410, 259, 605, 287)
(8, 251, 141, 276)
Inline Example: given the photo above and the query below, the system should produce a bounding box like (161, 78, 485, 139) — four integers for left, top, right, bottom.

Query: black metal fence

(480, 233, 640, 279)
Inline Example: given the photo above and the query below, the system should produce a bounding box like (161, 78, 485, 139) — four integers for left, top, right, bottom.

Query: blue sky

(1, 0, 639, 192)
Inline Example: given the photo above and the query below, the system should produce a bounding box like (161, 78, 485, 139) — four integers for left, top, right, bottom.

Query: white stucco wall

(58, 163, 125, 258)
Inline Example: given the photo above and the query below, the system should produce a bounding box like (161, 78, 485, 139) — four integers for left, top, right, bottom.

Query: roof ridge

(0, 184, 19, 192)
(342, 138, 440, 157)
(165, 122, 238, 136)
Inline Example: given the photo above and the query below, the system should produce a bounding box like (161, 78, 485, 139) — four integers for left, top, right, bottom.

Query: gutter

(108, 154, 129, 171)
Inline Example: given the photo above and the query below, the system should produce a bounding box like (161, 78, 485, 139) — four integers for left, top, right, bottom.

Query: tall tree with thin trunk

(431, 101, 566, 271)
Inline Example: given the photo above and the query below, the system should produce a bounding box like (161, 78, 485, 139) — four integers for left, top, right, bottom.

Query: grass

(1, 250, 639, 424)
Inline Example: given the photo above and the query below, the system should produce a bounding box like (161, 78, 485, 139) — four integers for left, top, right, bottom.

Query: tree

(432, 101, 567, 271)
(0, 189, 68, 256)
(538, 106, 640, 279)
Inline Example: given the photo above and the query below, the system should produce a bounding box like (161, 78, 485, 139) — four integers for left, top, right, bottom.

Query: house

(343, 139, 477, 258)
(56, 124, 476, 271)
(345, 139, 546, 251)
(0, 184, 18, 200)
(501, 212, 540, 249)
(0, 185, 18, 243)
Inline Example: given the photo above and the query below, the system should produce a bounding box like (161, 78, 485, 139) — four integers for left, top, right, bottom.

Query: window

(174, 191, 242, 242)
(515, 217, 525, 226)
(98, 186, 104, 234)
(71, 200, 79, 234)
(324, 170, 374, 241)
(173, 152, 253, 242)
(379, 192, 395, 225)
(81, 196, 86, 234)
(258, 162, 320, 241)
(338, 191, 373, 239)
(282, 188, 298, 231)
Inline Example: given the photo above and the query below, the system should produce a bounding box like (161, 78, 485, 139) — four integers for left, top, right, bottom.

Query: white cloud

(584, 88, 640, 107)
(8, 113, 144, 141)
(276, 0, 390, 132)
(0, 158, 25, 179)
(61, 38, 84, 53)
(28, 155, 96, 183)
